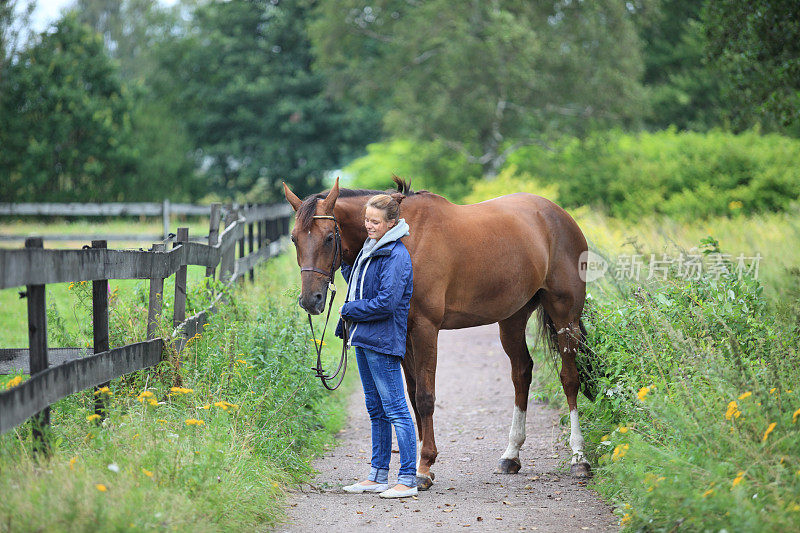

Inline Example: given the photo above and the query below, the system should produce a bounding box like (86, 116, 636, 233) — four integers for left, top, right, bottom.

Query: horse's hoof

(495, 458, 521, 474)
(570, 461, 592, 478)
(416, 474, 434, 491)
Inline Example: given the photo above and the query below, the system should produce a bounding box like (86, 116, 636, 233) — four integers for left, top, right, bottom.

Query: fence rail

(0, 201, 293, 445)
(0, 201, 291, 242)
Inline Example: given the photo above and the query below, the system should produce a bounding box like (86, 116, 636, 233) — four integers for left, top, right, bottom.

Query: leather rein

(302, 215, 349, 390)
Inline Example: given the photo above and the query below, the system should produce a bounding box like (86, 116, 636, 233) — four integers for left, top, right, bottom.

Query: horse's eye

(325, 233, 334, 244)
(290, 234, 297, 243)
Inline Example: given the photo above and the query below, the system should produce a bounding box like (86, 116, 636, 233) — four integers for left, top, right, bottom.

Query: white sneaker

(343, 481, 389, 493)
(379, 486, 418, 498)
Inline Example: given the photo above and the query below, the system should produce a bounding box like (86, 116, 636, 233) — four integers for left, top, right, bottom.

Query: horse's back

(401, 192, 586, 328)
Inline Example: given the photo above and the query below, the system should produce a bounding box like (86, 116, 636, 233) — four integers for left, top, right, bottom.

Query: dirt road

(279, 324, 617, 532)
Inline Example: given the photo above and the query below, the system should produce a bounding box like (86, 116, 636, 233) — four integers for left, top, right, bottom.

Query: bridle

(301, 214, 349, 390)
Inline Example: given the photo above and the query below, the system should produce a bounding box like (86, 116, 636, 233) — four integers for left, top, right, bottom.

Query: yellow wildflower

(141, 468, 154, 478)
(738, 391, 752, 400)
(147, 398, 158, 406)
(770, 388, 777, 394)
(236, 359, 247, 364)
(185, 418, 204, 426)
(95, 484, 107, 492)
(618, 426, 629, 434)
(310, 338, 327, 346)
(169, 387, 194, 394)
(732, 471, 745, 487)
(762, 422, 777, 442)
(611, 443, 630, 462)
(86, 414, 101, 422)
(157, 419, 168, 425)
(725, 401, 741, 420)
(93, 386, 112, 396)
(213, 400, 239, 411)
(702, 488, 714, 498)
(69, 457, 77, 470)
(6, 376, 22, 389)
(791, 504, 800, 512)
(68, 282, 75, 290)
(728, 200, 743, 210)
(637, 386, 650, 401)
(792, 408, 800, 424)
(137, 390, 154, 402)
(620, 513, 631, 525)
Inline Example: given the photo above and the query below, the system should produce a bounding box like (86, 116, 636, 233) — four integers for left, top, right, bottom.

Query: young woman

(336, 194, 417, 498)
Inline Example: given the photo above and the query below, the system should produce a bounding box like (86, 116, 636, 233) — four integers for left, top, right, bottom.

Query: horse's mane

(296, 176, 424, 231)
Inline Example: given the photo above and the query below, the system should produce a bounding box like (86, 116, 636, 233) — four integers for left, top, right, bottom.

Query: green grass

(0, 251, 357, 531)
(530, 223, 800, 531)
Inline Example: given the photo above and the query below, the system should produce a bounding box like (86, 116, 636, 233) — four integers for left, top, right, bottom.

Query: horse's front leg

(409, 317, 440, 491)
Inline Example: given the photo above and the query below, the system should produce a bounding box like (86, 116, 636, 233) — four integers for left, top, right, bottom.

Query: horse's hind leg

(542, 291, 592, 477)
(496, 306, 535, 474)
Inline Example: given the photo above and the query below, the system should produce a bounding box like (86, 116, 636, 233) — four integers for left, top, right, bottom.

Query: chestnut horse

(284, 177, 596, 490)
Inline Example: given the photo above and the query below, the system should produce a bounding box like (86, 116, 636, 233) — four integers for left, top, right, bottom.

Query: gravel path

(279, 324, 617, 532)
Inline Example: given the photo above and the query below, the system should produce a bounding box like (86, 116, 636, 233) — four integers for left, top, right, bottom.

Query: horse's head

(284, 178, 341, 315)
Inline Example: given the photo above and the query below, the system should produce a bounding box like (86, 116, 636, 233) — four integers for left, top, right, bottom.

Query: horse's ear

(321, 176, 340, 213)
(283, 181, 302, 211)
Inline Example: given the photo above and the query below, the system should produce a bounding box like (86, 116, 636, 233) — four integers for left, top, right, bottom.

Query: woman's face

(364, 206, 396, 241)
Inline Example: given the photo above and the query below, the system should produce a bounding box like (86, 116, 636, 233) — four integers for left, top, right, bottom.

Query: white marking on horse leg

(501, 406, 527, 460)
(569, 409, 586, 464)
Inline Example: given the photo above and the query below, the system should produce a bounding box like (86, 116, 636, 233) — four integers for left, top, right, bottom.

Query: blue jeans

(355, 346, 417, 487)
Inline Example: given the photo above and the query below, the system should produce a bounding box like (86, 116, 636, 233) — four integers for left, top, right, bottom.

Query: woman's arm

(340, 254, 410, 322)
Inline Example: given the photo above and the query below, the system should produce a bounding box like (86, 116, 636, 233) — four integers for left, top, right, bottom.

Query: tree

(0, 14, 142, 202)
(149, 0, 380, 201)
(704, 0, 800, 133)
(311, 0, 646, 178)
(633, 0, 725, 131)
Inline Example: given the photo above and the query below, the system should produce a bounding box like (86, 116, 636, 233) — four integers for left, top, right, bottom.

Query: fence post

(206, 203, 221, 280)
(173, 228, 188, 353)
(25, 237, 50, 454)
(220, 208, 236, 282)
(92, 240, 110, 418)
(248, 207, 255, 282)
(162, 199, 171, 240)
(147, 243, 166, 340)
(238, 206, 246, 283)
(257, 212, 264, 254)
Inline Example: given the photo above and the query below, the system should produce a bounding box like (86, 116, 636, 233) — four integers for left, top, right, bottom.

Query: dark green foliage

(634, 0, 725, 131)
(149, 0, 379, 201)
(0, 14, 139, 202)
(704, 0, 800, 133)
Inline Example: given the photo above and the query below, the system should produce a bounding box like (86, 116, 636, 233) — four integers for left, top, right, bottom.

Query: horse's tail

(535, 307, 599, 402)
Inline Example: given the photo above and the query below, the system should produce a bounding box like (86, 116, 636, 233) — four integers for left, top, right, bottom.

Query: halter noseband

(299, 215, 342, 284)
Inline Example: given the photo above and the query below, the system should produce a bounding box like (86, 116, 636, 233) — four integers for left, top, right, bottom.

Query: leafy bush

(343, 138, 481, 200)
(462, 164, 559, 204)
(506, 128, 800, 220)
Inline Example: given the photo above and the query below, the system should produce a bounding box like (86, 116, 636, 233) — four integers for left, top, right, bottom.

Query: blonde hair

(365, 194, 400, 222)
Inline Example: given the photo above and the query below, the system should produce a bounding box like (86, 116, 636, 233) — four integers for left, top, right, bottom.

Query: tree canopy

(311, 0, 645, 178)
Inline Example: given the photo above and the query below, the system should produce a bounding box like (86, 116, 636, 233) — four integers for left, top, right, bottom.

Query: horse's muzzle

(298, 290, 326, 315)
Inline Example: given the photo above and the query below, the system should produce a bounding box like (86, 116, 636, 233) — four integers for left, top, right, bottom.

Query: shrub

(506, 128, 800, 220)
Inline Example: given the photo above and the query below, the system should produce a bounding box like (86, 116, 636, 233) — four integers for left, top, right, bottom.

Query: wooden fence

(0, 200, 244, 241)
(0, 202, 293, 445)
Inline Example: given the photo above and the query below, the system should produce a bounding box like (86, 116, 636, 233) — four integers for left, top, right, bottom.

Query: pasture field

(0, 250, 356, 531)
(531, 211, 800, 531)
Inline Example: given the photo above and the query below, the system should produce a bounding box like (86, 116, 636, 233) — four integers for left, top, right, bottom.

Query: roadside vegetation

(528, 234, 800, 531)
(0, 253, 352, 531)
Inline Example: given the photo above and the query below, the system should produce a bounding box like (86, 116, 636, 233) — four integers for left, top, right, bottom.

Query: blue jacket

(335, 227, 413, 358)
